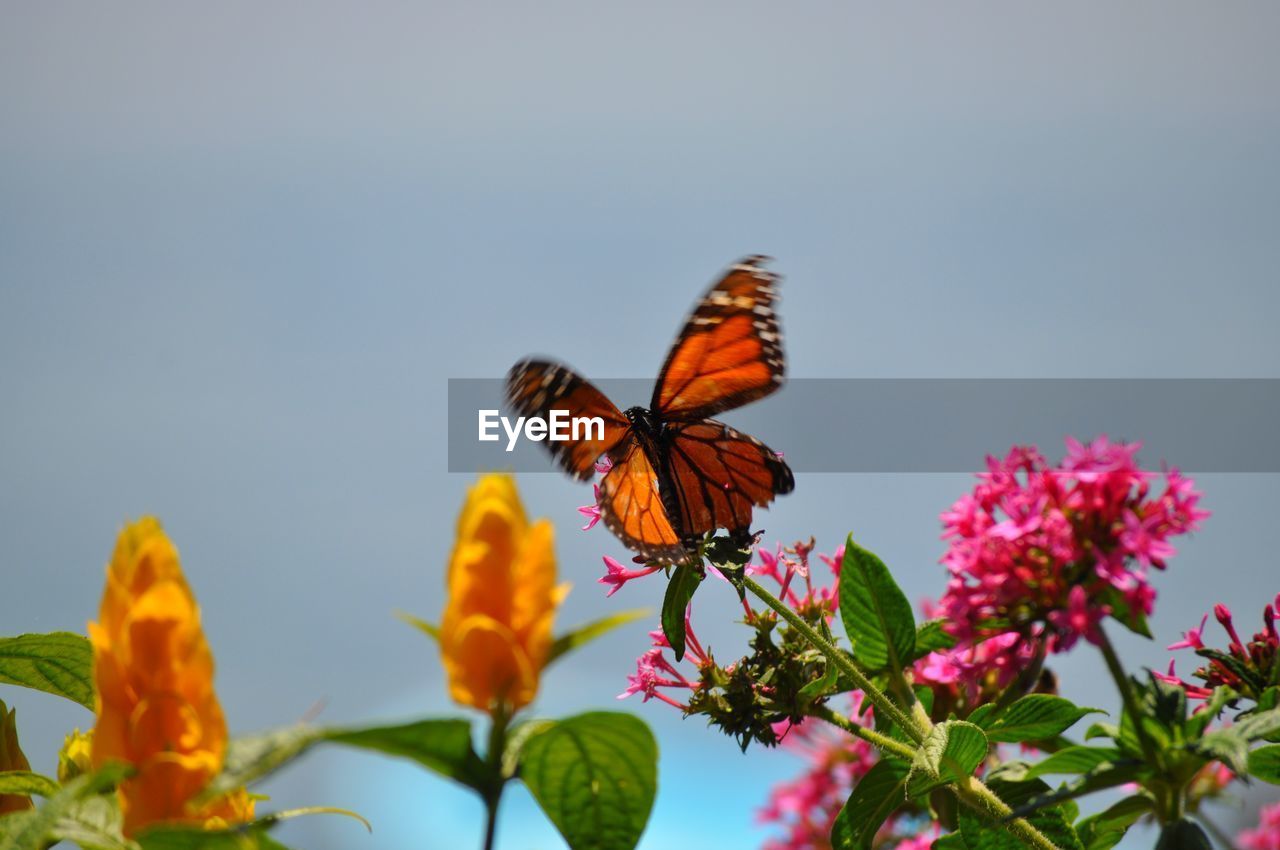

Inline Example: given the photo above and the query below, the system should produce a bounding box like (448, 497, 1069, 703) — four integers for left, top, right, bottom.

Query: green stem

(481, 707, 511, 850)
(809, 703, 916, 761)
(953, 776, 1063, 850)
(743, 575, 926, 743)
(1096, 625, 1160, 767)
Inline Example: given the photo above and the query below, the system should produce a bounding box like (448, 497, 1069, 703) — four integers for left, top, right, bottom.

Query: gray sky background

(2, 3, 1278, 848)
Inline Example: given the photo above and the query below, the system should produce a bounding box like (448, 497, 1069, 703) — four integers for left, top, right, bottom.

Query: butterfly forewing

(505, 360, 631, 481)
(661, 419, 795, 541)
(651, 255, 785, 420)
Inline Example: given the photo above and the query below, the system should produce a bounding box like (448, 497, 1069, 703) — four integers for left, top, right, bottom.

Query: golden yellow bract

(440, 474, 568, 713)
(88, 517, 253, 836)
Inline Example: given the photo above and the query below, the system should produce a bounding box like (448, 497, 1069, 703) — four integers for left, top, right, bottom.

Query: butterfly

(505, 255, 794, 565)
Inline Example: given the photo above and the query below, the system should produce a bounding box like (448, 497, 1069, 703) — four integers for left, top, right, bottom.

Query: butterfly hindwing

(599, 438, 688, 564)
(651, 255, 784, 420)
(505, 359, 631, 481)
(660, 418, 794, 542)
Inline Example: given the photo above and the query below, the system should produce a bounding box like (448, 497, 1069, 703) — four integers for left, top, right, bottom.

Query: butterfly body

(506, 256, 794, 564)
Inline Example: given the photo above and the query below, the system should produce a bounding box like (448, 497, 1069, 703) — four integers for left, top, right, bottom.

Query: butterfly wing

(505, 359, 631, 481)
(651, 255, 784, 420)
(659, 418, 794, 540)
(598, 438, 689, 564)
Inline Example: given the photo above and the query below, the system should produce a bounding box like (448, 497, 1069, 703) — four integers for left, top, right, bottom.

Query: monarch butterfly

(505, 255, 794, 564)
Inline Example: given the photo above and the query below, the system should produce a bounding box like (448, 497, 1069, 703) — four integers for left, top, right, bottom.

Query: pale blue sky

(2, 3, 1278, 848)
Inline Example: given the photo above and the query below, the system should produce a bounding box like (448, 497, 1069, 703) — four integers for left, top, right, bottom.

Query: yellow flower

(57, 729, 94, 782)
(0, 699, 34, 814)
(440, 474, 567, 713)
(88, 518, 254, 836)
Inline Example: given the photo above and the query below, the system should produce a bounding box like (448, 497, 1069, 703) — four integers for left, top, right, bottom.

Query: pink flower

(1046, 586, 1108, 651)
(1239, 801, 1280, 850)
(1167, 613, 1209, 651)
(597, 555, 661, 597)
(594, 456, 613, 475)
(577, 484, 603, 530)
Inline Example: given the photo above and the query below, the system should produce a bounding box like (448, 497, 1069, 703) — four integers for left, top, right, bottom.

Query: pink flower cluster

(758, 700, 877, 850)
(758, 697, 935, 850)
(1241, 802, 1280, 850)
(1159, 596, 1280, 700)
(746, 539, 842, 620)
(617, 621, 707, 710)
(937, 437, 1207, 653)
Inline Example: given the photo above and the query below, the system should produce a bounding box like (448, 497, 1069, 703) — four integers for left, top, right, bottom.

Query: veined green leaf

(1195, 728, 1250, 774)
(48, 794, 133, 850)
(661, 564, 702, 662)
(839, 537, 915, 671)
(971, 695, 1103, 744)
(326, 719, 491, 792)
(0, 771, 58, 799)
(1024, 746, 1122, 779)
(203, 717, 492, 803)
(0, 632, 94, 710)
(909, 721, 987, 797)
(1246, 743, 1280, 784)
(912, 619, 956, 658)
(548, 609, 650, 666)
(519, 712, 657, 850)
(0, 763, 131, 850)
(830, 758, 911, 850)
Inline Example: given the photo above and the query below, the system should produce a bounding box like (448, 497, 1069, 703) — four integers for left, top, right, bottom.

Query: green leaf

(1195, 728, 1250, 774)
(912, 619, 956, 658)
(830, 758, 911, 850)
(661, 563, 702, 662)
(137, 824, 290, 850)
(47, 794, 133, 850)
(197, 725, 324, 803)
(138, 807, 368, 850)
(1074, 794, 1154, 850)
(393, 610, 439, 641)
(327, 719, 491, 792)
(934, 834, 970, 850)
(548, 609, 650, 666)
(797, 660, 841, 705)
(0, 762, 131, 850)
(519, 712, 657, 850)
(958, 778, 1083, 850)
(1024, 747, 1122, 779)
(1185, 687, 1235, 739)
(1236, 707, 1280, 742)
(909, 721, 988, 796)
(204, 718, 491, 803)
(839, 536, 915, 671)
(0, 632, 94, 710)
(971, 696, 1103, 744)
(1246, 743, 1280, 784)
(1154, 819, 1210, 850)
(0, 771, 58, 799)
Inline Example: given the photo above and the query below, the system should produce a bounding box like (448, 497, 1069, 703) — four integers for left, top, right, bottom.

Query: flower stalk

(742, 574, 926, 743)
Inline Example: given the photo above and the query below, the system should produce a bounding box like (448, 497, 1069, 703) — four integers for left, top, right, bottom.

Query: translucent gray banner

(447, 379, 1280, 473)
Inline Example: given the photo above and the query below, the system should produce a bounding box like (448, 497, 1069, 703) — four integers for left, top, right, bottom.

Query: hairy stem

(809, 703, 916, 761)
(742, 575, 926, 743)
(953, 776, 1064, 850)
